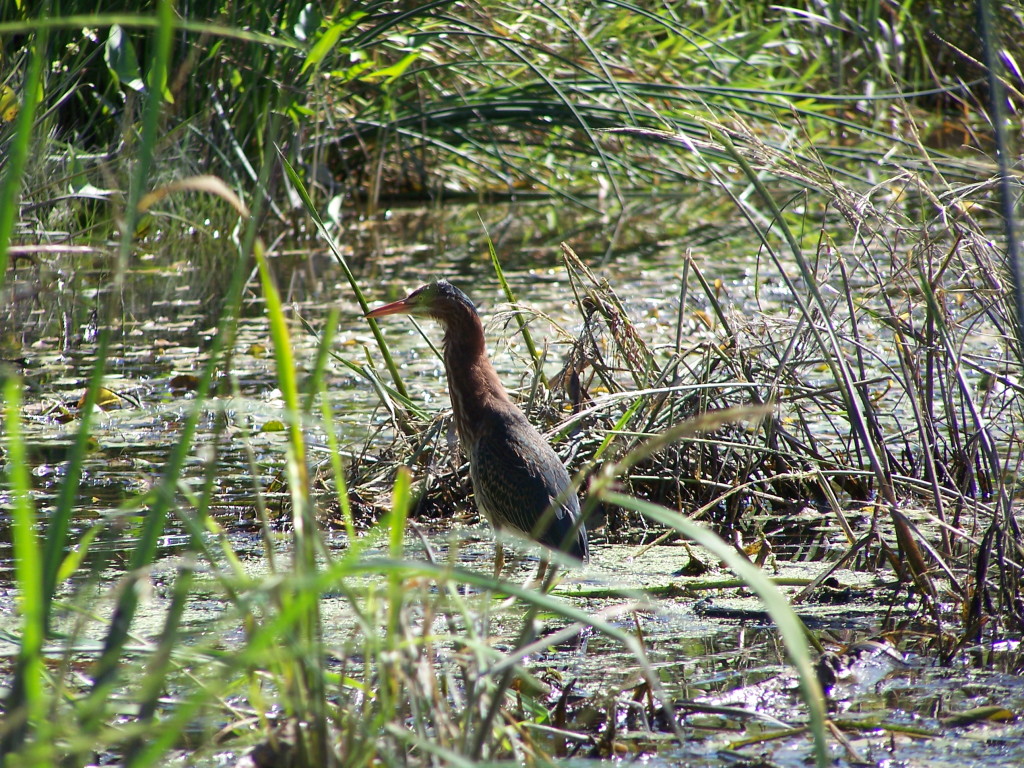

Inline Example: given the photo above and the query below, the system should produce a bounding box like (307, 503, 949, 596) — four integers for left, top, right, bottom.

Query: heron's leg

(522, 557, 561, 593)
(535, 557, 549, 585)
(493, 541, 504, 579)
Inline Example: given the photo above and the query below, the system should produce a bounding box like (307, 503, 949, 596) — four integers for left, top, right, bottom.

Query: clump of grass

(556, 115, 1022, 654)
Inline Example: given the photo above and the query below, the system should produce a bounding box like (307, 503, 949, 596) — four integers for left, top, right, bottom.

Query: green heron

(365, 280, 588, 576)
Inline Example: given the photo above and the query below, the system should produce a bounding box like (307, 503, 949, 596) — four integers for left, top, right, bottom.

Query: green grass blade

(485, 230, 540, 364)
(307, 307, 360, 541)
(255, 236, 332, 761)
(115, 0, 173, 282)
(386, 467, 411, 642)
(255, 238, 320, 567)
(123, 559, 196, 768)
(2, 377, 48, 759)
(41, 332, 110, 630)
(277, 148, 409, 399)
(319, 385, 357, 542)
(0, 25, 46, 290)
(302, 307, 339, 414)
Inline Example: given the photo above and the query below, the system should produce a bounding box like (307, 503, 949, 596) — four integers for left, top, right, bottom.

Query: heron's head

(365, 280, 478, 324)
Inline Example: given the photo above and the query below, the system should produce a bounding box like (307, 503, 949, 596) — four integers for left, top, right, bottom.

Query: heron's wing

(471, 407, 587, 561)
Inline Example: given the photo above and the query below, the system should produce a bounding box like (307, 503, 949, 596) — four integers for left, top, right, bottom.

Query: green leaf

(294, 2, 322, 42)
(104, 25, 145, 93)
(55, 524, 102, 584)
(359, 52, 420, 83)
(302, 13, 367, 74)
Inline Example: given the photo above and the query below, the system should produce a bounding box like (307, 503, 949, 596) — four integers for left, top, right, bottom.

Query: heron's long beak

(364, 298, 413, 319)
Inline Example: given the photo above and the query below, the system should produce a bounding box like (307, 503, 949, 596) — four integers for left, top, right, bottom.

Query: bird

(365, 280, 588, 579)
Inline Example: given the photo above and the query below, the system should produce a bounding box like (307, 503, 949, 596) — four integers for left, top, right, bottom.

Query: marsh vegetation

(2, 2, 1023, 766)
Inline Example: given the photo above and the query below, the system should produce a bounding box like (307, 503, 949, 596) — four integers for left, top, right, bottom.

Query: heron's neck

(442, 314, 512, 434)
